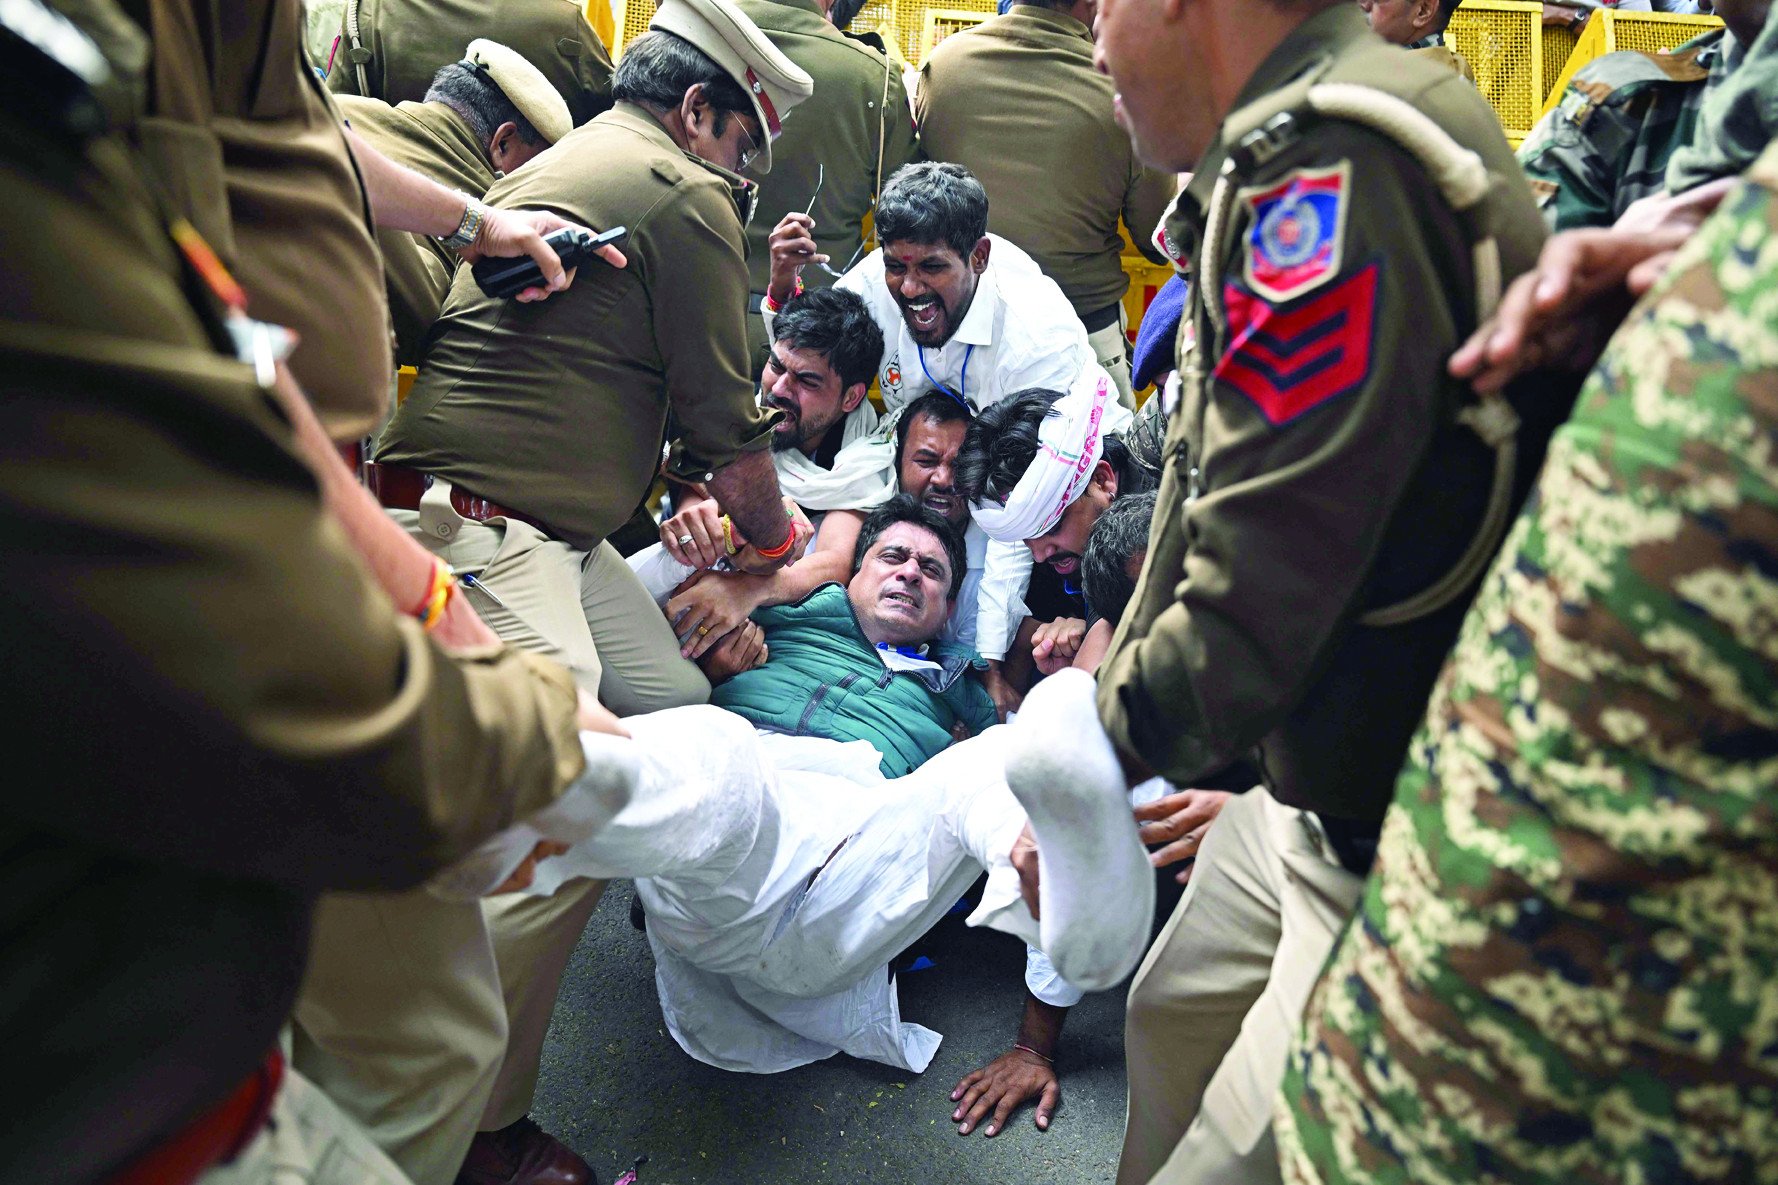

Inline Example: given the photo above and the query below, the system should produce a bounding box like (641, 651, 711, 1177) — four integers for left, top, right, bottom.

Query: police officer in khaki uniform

(330, 0, 615, 127)
(105, 5, 624, 1184)
(1079, 0, 1565, 1180)
(1, 7, 595, 1185)
(734, 0, 920, 363)
(375, 0, 813, 713)
(339, 40, 573, 365)
(373, 2, 813, 1174)
(915, 0, 1174, 407)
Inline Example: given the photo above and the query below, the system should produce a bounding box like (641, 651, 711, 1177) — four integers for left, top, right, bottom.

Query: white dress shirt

(832, 233, 1098, 415)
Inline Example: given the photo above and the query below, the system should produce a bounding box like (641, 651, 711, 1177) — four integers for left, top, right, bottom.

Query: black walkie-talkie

(472, 225, 627, 299)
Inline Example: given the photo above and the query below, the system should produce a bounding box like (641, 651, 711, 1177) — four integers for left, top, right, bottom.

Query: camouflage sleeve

(1517, 91, 1621, 232)
(1280, 140, 1778, 1185)
(1096, 124, 1474, 783)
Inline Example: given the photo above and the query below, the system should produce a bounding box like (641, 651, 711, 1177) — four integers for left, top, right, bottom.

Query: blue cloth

(1130, 273, 1189, 391)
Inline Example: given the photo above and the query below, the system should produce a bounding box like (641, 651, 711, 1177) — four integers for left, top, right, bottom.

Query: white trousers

(524, 707, 1040, 1069)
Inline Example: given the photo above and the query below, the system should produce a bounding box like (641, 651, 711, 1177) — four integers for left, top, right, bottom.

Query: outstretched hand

(950, 1047, 1059, 1137)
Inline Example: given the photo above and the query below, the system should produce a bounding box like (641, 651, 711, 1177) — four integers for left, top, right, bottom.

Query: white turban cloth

(972, 367, 1132, 543)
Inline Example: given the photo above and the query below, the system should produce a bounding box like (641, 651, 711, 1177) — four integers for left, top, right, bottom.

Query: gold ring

(698, 624, 712, 636)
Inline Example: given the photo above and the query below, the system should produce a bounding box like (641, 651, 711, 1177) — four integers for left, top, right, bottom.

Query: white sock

(1003, 668, 1153, 991)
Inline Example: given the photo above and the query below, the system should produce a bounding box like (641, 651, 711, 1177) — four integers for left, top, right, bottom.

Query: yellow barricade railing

(1540, 9, 1723, 119)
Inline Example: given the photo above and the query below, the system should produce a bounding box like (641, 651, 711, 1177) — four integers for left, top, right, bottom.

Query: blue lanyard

(877, 641, 929, 659)
(917, 343, 974, 409)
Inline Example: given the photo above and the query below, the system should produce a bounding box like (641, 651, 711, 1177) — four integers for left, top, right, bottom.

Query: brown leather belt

(364, 461, 542, 530)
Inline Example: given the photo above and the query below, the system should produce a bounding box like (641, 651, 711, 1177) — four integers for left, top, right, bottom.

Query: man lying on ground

(450, 497, 1157, 1084)
(632, 307, 1013, 655)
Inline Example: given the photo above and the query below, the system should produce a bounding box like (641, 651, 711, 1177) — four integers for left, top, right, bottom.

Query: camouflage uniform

(1517, 30, 1726, 231)
(1277, 139, 1778, 1185)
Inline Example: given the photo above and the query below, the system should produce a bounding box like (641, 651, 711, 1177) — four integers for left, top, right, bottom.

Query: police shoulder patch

(1212, 262, 1378, 426)
(1237, 162, 1351, 303)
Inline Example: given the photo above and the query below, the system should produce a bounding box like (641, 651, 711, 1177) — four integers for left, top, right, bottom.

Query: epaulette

(1225, 109, 1317, 178)
(2, 0, 110, 139)
(1568, 43, 1712, 101)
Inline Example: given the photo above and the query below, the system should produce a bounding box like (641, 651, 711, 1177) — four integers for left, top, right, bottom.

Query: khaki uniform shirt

(328, 0, 614, 127)
(736, 0, 919, 299)
(336, 95, 491, 365)
(378, 103, 778, 551)
(0, 39, 581, 1182)
(120, 0, 394, 438)
(1096, 6, 1551, 822)
(916, 5, 1173, 318)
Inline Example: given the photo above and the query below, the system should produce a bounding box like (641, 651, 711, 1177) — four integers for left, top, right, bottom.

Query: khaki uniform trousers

(199, 1065, 414, 1185)
(1116, 786, 1363, 1185)
(293, 894, 504, 1185)
(1088, 309, 1137, 411)
(287, 490, 707, 1182)
(391, 479, 710, 711)
(478, 878, 609, 1129)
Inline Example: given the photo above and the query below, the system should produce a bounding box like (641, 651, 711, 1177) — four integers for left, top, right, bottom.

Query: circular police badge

(1259, 193, 1322, 270)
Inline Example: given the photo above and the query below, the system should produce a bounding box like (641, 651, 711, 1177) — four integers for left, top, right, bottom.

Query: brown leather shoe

(455, 1117, 594, 1185)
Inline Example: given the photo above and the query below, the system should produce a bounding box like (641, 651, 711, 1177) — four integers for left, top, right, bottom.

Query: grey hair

(1081, 490, 1156, 627)
(425, 61, 543, 147)
(610, 30, 752, 130)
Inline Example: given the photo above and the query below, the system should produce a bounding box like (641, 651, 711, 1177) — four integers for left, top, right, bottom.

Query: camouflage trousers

(1277, 147, 1778, 1184)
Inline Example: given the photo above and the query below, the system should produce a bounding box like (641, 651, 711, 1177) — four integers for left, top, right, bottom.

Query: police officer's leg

(291, 894, 505, 1185)
(199, 1066, 416, 1185)
(478, 878, 607, 1132)
(1088, 308, 1138, 411)
(1145, 795, 1363, 1185)
(390, 487, 606, 694)
(1115, 785, 1279, 1185)
(578, 539, 711, 714)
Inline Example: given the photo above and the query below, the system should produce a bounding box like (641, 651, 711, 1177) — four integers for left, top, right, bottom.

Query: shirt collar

(1006, 5, 1092, 40)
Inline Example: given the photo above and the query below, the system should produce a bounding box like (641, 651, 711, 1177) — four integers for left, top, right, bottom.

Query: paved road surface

(533, 880, 1141, 1185)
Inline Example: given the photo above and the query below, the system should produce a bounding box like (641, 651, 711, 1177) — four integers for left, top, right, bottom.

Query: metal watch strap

(437, 192, 485, 251)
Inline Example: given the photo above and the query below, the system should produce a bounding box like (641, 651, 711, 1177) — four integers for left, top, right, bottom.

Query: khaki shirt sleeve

(1124, 163, 1175, 266)
(1097, 127, 1471, 782)
(654, 184, 779, 479)
(0, 330, 583, 893)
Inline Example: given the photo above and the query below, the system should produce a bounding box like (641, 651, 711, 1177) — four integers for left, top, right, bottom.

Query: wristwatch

(437, 192, 487, 251)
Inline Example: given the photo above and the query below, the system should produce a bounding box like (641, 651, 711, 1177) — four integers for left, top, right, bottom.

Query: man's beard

(898, 283, 975, 347)
(919, 485, 967, 526)
(767, 397, 842, 454)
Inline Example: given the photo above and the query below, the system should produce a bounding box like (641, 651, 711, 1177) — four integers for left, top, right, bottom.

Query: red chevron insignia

(1212, 264, 1378, 426)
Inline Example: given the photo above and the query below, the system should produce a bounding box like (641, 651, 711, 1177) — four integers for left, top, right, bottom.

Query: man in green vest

(710, 494, 999, 772)
(329, 0, 616, 127)
(340, 40, 574, 365)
